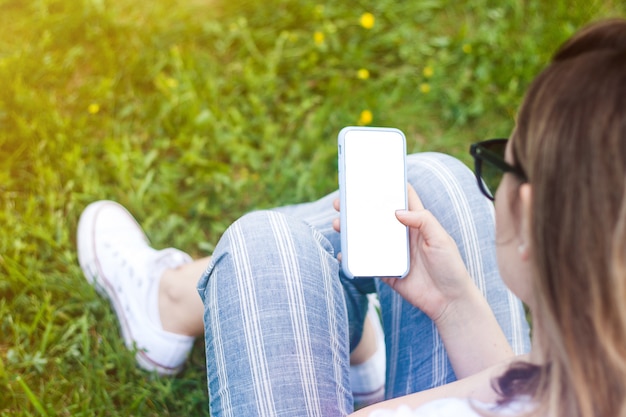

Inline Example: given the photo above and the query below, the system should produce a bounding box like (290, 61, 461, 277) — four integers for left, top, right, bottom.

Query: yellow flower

(462, 43, 472, 54)
(166, 77, 179, 88)
(419, 83, 431, 94)
(357, 68, 370, 80)
(422, 65, 434, 78)
(359, 13, 375, 29)
(358, 109, 373, 125)
(88, 103, 100, 114)
(313, 31, 325, 46)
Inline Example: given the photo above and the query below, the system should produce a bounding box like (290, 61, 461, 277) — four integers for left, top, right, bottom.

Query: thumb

(395, 208, 443, 245)
(407, 183, 424, 211)
(395, 208, 428, 229)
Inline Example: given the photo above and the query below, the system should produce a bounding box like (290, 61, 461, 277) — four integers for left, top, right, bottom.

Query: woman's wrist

(431, 282, 514, 378)
(431, 279, 483, 327)
(421, 271, 479, 324)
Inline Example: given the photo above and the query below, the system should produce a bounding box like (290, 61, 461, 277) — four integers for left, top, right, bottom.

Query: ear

(517, 183, 533, 261)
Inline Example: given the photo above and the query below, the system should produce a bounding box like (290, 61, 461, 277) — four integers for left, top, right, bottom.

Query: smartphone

(338, 126, 410, 278)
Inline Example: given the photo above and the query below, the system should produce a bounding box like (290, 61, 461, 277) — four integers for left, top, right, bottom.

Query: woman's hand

(388, 185, 514, 378)
(384, 185, 475, 322)
(335, 186, 514, 378)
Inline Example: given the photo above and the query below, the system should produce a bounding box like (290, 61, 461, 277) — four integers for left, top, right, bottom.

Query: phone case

(338, 126, 410, 279)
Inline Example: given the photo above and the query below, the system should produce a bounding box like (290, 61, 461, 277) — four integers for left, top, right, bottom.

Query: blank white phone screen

(342, 129, 409, 277)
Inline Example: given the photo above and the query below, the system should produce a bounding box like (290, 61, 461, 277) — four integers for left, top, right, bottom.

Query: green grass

(1, 0, 624, 415)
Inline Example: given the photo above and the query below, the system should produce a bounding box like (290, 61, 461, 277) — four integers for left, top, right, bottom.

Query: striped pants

(197, 153, 531, 416)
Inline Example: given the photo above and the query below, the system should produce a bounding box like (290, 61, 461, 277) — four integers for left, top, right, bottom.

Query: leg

(155, 189, 381, 355)
(198, 211, 353, 416)
(78, 195, 381, 396)
(273, 193, 386, 407)
(157, 192, 374, 344)
(380, 153, 531, 398)
(159, 257, 209, 336)
(272, 193, 378, 352)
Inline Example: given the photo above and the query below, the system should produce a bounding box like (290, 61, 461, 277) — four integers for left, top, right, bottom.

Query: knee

(228, 210, 281, 241)
(227, 210, 333, 254)
(204, 210, 288, 278)
(197, 210, 336, 301)
(197, 211, 280, 300)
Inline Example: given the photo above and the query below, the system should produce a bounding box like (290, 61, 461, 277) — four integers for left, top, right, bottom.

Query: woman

(77, 17, 626, 417)
(78, 152, 529, 413)
(200, 17, 626, 416)
(359, 17, 626, 416)
(493, 17, 626, 416)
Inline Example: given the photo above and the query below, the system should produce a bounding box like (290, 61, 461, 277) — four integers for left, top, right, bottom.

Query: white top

(368, 398, 530, 417)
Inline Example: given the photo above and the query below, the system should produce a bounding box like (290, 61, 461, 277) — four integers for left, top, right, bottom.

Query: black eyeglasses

(469, 138, 527, 201)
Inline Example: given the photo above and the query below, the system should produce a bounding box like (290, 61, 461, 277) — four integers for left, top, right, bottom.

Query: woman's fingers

(332, 198, 341, 232)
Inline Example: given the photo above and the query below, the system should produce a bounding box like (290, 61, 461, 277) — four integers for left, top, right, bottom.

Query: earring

(518, 244, 526, 254)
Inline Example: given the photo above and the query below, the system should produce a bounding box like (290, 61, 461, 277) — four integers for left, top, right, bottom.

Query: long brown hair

(495, 18, 626, 417)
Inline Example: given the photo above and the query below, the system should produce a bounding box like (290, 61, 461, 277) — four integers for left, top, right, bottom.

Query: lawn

(1, 0, 624, 415)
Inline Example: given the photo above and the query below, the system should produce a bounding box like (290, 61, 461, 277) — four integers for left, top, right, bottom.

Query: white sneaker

(77, 200, 195, 375)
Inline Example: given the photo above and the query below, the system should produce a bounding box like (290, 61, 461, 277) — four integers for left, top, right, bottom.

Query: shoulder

(367, 398, 483, 417)
(366, 397, 528, 417)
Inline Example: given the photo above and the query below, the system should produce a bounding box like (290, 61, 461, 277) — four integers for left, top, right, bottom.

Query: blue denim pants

(197, 153, 531, 417)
